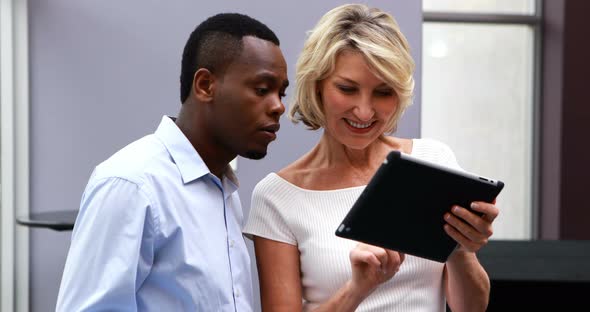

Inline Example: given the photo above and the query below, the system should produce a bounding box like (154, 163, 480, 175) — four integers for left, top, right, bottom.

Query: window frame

(0, 0, 30, 311)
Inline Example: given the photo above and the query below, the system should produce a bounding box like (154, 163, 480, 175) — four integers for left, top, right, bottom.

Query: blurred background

(1, 0, 588, 311)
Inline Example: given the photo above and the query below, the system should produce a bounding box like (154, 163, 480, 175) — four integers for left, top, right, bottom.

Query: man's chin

(242, 150, 267, 160)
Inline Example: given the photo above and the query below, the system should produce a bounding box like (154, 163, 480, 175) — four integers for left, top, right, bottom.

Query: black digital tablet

(335, 150, 504, 263)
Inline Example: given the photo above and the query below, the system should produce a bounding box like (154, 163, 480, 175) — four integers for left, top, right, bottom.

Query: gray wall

(28, 1, 422, 311)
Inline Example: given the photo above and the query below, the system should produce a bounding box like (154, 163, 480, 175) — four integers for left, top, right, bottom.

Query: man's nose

(269, 95, 286, 117)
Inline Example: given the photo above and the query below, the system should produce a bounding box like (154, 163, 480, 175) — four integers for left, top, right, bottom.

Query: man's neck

(174, 108, 232, 179)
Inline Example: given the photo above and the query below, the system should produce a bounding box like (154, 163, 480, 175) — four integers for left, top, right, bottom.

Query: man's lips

(260, 123, 280, 133)
(258, 123, 280, 142)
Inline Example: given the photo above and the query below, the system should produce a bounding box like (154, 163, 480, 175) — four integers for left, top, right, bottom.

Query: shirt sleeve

(56, 176, 157, 312)
(243, 177, 297, 245)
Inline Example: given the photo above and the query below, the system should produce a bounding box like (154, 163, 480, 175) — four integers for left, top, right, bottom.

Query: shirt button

(235, 289, 240, 297)
(229, 239, 235, 248)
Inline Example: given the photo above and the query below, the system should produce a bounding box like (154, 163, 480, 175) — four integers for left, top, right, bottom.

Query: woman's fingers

(470, 201, 499, 223)
(444, 201, 500, 252)
(447, 205, 495, 238)
(383, 249, 404, 274)
(444, 223, 482, 252)
(350, 248, 381, 268)
(352, 243, 404, 275)
(445, 212, 487, 243)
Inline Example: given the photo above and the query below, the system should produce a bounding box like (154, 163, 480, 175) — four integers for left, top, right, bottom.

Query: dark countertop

(478, 239, 590, 282)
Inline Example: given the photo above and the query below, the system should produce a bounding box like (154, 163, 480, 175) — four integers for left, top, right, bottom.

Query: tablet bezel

(335, 150, 504, 263)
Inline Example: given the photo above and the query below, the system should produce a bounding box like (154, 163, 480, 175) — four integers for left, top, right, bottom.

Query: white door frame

(1, 0, 30, 311)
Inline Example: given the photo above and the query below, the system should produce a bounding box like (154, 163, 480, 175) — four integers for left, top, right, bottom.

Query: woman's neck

(312, 132, 402, 172)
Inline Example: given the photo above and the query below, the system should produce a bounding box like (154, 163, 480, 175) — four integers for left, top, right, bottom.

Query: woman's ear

(192, 68, 215, 102)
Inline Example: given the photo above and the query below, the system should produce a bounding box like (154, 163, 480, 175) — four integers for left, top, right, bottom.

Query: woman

(244, 4, 498, 311)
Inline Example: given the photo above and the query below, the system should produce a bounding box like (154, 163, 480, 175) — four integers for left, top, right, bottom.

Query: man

(56, 13, 288, 311)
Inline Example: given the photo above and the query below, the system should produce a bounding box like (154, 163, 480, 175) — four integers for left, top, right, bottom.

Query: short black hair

(179, 13, 280, 103)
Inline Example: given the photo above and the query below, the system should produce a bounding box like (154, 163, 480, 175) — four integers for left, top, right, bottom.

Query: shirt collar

(222, 166, 239, 194)
(154, 116, 239, 189)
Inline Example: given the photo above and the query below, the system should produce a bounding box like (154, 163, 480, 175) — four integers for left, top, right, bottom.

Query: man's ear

(192, 68, 215, 102)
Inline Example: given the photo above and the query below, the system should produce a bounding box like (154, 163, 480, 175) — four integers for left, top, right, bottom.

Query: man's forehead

(241, 35, 277, 51)
(229, 36, 287, 79)
(238, 37, 285, 64)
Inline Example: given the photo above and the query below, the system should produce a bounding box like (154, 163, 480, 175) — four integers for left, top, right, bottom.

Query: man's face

(211, 36, 288, 159)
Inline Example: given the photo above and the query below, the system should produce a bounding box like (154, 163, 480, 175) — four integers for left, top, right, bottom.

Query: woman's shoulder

(250, 174, 301, 214)
(411, 138, 455, 156)
(412, 138, 460, 169)
(253, 170, 311, 201)
(254, 172, 289, 192)
(381, 136, 451, 156)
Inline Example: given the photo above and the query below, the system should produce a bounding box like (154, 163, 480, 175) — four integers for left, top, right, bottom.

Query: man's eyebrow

(254, 72, 289, 88)
(254, 72, 279, 82)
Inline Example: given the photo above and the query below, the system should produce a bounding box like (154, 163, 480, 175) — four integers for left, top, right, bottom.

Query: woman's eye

(375, 89, 394, 97)
(337, 85, 356, 93)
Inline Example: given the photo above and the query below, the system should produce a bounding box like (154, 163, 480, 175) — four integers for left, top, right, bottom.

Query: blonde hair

(289, 4, 415, 133)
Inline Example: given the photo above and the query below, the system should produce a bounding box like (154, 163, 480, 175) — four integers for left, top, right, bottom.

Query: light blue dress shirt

(56, 116, 253, 312)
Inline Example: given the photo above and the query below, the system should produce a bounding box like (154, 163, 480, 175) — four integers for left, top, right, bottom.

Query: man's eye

(255, 88, 269, 96)
(279, 92, 287, 99)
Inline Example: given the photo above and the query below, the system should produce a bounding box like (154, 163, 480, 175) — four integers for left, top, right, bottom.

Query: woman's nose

(354, 95, 375, 121)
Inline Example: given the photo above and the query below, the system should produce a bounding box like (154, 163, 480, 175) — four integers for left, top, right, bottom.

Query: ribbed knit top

(244, 138, 461, 311)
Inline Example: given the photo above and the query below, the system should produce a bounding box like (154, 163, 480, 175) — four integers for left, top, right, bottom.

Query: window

(421, 0, 541, 239)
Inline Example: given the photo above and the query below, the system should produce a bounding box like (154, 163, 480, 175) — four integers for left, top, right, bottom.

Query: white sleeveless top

(244, 138, 461, 311)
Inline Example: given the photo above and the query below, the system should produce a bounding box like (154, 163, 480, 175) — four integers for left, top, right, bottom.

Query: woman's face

(318, 51, 399, 150)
